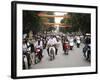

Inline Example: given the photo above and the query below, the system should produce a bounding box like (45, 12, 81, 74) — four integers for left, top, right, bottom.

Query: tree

(23, 11, 43, 34)
(60, 13, 91, 34)
(23, 11, 55, 34)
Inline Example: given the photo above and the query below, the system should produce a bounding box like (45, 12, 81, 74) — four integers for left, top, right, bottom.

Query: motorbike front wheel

(70, 46, 73, 50)
(77, 43, 80, 48)
(64, 49, 69, 55)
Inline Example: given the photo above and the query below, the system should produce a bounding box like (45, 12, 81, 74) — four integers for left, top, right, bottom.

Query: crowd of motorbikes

(23, 33, 91, 69)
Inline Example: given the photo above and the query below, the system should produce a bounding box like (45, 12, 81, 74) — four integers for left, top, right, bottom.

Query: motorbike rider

(63, 39, 70, 55)
(47, 35, 58, 55)
(69, 35, 74, 50)
(85, 34, 91, 46)
(83, 33, 91, 60)
(23, 39, 27, 69)
(34, 38, 43, 61)
(23, 39, 31, 69)
(62, 36, 67, 50)
(76, 35, 81, 48)
(53, 35, 58, 55)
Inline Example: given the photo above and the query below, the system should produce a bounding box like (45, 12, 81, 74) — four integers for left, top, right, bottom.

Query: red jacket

(64, 43, 70, 49)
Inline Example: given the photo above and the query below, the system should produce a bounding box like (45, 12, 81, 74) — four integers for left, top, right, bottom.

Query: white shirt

(69, 37, 74, 46)
(76, 36, 81, 43)
(76, 36, 80, 40)
(34, 41, 43, 49)
(53, 37, 57, 44)
(47, 37, 57, 46)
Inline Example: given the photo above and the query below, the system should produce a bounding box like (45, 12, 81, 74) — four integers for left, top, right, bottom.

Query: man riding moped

(47, 35, 57, 61)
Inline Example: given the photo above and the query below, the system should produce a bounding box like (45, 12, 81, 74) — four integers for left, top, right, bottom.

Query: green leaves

(23, 11, 55, 34)
(60, 13, 91, 33)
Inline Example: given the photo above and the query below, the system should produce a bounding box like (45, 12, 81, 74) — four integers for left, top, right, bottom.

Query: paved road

(30, 41, 90, 69)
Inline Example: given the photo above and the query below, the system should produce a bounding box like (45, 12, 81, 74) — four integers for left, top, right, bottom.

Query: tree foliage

(23, 11, 43, 34)
(60, 13, 91, 34)
(23, 11, 55, 34)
